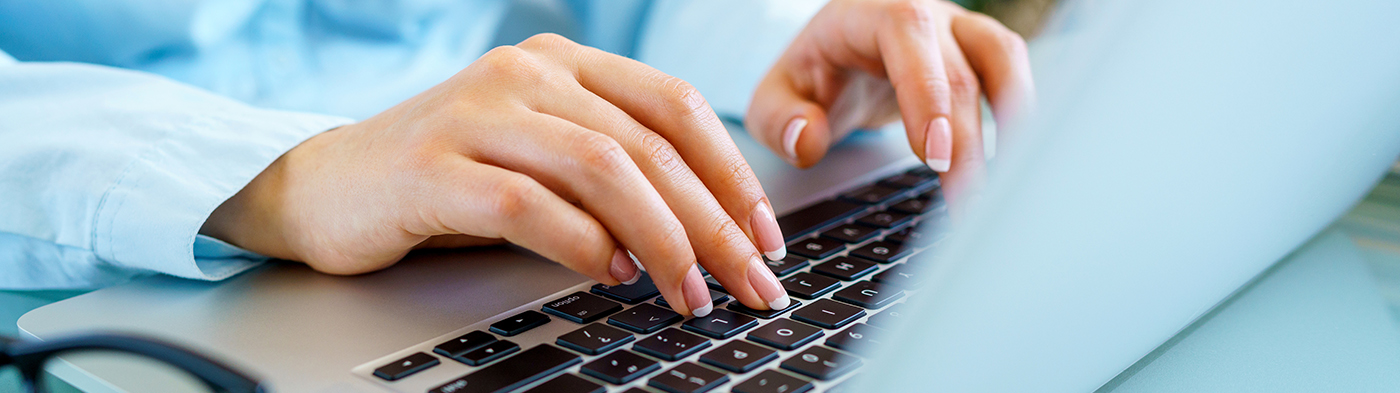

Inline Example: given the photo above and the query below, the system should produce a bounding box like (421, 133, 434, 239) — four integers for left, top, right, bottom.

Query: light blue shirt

(0, 0, 825, 289)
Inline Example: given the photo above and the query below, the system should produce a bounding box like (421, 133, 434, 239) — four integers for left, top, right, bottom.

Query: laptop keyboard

(355, 164, 947, 393)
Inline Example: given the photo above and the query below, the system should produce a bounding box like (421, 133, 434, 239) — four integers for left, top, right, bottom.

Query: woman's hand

(748, 0, 1034, 204)
(200, 34, 791, 317)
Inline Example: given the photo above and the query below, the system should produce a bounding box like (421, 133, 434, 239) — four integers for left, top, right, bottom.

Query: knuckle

(638, 132, 686, 179)
(657, 76, 710, 118)
(487, 174, 539, 222)
(519, 33, 575, 50)
(947, 68, 981, 97)
(570, 132, 633, 178)
(702, 214, 750, 257)
(884, 0, 937, 28)
(567, 224, 610, 268)
(478, 45, 540, 81)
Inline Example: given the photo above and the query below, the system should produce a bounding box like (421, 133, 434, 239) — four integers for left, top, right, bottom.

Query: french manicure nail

(747, 256, 790, 310)
(782, 117, 808, 161)
(925, 117, 952, 172)
(610, 249, 640, 285)
(682, 264, 712, 317)
(750, 202, 787, 261)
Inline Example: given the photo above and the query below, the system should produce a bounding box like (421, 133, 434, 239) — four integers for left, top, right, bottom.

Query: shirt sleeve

(633, 0, 825, 121)
(0, 55, 353, 289)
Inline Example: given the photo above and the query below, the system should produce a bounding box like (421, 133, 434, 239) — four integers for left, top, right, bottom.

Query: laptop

(18, 0, 1400, 392)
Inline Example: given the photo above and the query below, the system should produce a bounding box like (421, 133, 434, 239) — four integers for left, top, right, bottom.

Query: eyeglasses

(1, 333, 263, 393)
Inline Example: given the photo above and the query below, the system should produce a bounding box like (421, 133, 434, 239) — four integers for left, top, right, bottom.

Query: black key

(455, 340, 520, 366)
(864, 305, 909, 330)
(705, 276, 726, 292)
(789, 237, 845, 259)
(780, 346, 862, 380)
(879, 173, 937, 190)
(811, 257, 878, 281)
(608, 303, 683, 334)
(522, 374, 604, 393)
(580, 350, 661, 385)
(429, 344, 580, 393)
(682, 309, 759, 339)
(840, 184, 904, 205)
(887, 197, 936, 215)
(821, 224, 879, 244)
(699, 340, 778, 373)
(556, 323, 635, 355)
(780, 272, 841, 299)
(791, 299, 866, 330)
(764, 255, 810, 277)
(732, 370, 815, 393)
(632, 328, 712, 361)
(592, 273, 660, 304)
(434, 330, 497, 357)
(648, 362, 729, 393)
(833, 281, 904, 309)
(373, 352, 438, 381)
(727, 299, 802, 319)
(872, 264, 923, 287)
(855, 210, 913, 229)
(746, 318, 824, 350)
(543, 291, 624, 324)
(777, 200, 866, 241)
(621, 389, 651, 393)
(825, 323, 885, 353)
(850, 241, 911, 263)
(906, 165, 937, 178)
(883, 226, 931, 245)
(491, 310, 551, 336)
(657, 289, 728, 309)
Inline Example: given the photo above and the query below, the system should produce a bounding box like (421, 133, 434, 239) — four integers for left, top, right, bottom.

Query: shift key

(777, 200, 865, 241)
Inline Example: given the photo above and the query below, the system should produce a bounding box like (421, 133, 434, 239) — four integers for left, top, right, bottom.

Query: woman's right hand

(200, 33, 792, 317)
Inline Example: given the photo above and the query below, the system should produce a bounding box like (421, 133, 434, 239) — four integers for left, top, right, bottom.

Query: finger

(519, 34, 791, 311)
(952, 12, 1034, 142)
(874, 3, 957, 173)
(933, 40, 989, 208)
(426, 159, 638, 286)
(747, 64, 837, 168)
(459, 110, 709, 316)
(534, 79, 789, 312)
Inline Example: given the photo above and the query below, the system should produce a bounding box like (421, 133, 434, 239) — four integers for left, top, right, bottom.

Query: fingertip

(923, 117, 954, 173)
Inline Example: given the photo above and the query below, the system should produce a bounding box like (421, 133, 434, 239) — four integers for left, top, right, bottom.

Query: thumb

(745, 69, 834, 168)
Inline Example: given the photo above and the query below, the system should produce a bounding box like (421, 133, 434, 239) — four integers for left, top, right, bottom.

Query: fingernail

(750, 202, 787, 261)
(925, 117, 952, 172)
(610, 249, 640, 285)
(682, 264, 712, 317)
(782, 117, 808, 161)
(747, 256, 790, 310)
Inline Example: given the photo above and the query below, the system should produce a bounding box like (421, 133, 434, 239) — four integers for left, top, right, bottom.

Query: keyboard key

(883, 226, 931, 246)
(746, 318, 824, 350)
(429, 344, 580, 393)
(581, 350, 660, 385)
(705, 276, 726, 292)
(699, 340, 778, 373)
(608, 303, 683, 334)
(791, 299, 866, 329)
(727, 299, 802, 319)
(648, 362, 729, 393)
(855, 210, 913, 229)
(777, 199, 866, 241)
(864, 305, 909, 330)
(781, 273, 841, 299)
(434, 330, 497, 357)
(872, 264, 924, 287)
(833, 281, 904, 309)
(682, 309, 759, 339)
(879, 173, 937, 190)
(732, 370, 815, 393)
(850, 241, 911, 263)
(455, 340, 521, 366)
(591, 273, 660, 304)
(906, 165, 938, 178)
(821, 224, 879, 243)
(789, 237, 845, 259)
(887, 197, 936, 215)
(632, 328, 712, 361)
(657, 289, 729, 309)
(780, 346, 862, 380)
(811, 257, 878, 281)
(491, 310, 551, 336)
(373, 352, 438, 381)
(840, 184, 904, 205)
(543, 292, 623, 324)
(621, 389, 651, 393)
(825, 323, 885, 353)
(522, 374, 604, 393)
(556, 324, 635, 355)
(764, 255, 810, 277)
